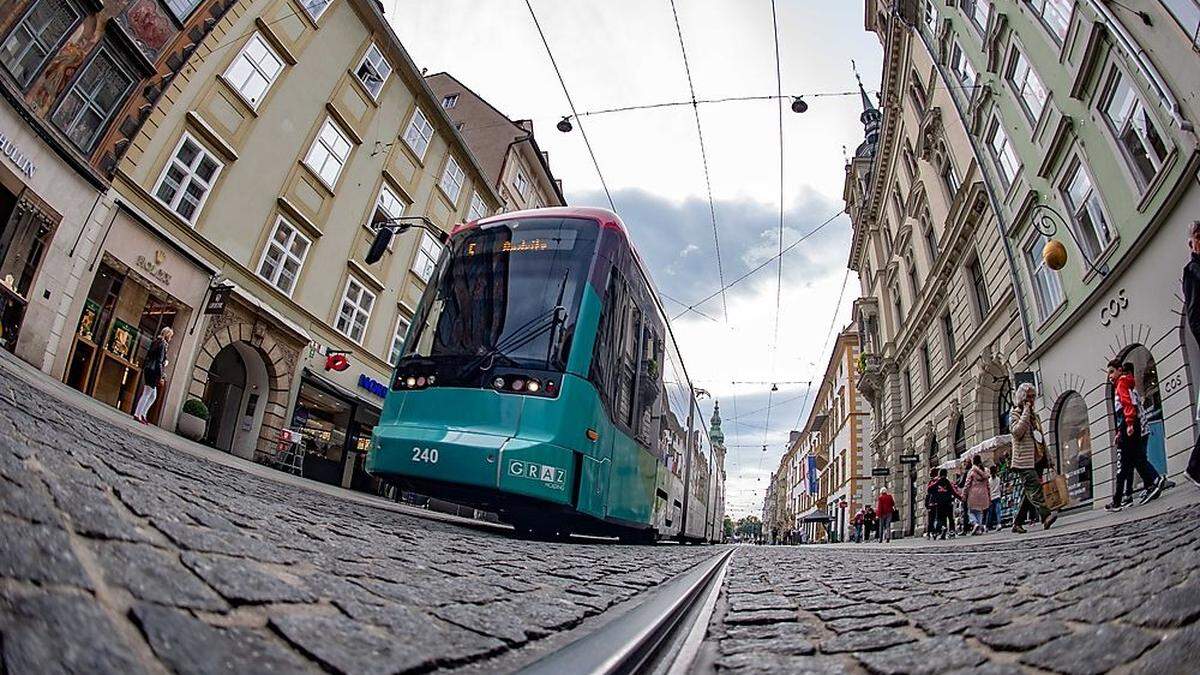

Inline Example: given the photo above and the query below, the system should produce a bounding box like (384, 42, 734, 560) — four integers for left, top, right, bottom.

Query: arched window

(953, 417, 966, 458)
(1054, 391, 1092, 506)
(997, 377, 1012, 435)
(927, 437, 939, 467)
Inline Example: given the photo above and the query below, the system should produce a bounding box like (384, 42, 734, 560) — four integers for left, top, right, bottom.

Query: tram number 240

(411, 447, 440, 464)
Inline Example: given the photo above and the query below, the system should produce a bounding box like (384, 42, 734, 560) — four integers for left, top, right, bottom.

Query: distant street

(1, 353, 1197, 674)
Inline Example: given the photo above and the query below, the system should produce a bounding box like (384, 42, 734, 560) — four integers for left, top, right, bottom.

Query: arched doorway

(1114, 345, 1167, 474)
(1054, 391, 1093, 506)
(953, 417, 966, 458)
(203, 342, 269, 460)
(997, 377, 1013, 435)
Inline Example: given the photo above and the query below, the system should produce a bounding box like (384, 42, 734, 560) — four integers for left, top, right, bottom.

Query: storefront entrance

(289, 375, 381, 490)
(1116, 344, 1167, 474)
(0, 184, 57, 353)
(64, 259, 183, 423)
(203, 342, 269, 460)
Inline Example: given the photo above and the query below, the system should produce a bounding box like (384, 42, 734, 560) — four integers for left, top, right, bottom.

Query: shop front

(61, 207, 210, 427)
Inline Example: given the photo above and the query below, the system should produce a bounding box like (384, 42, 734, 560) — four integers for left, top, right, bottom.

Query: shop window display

(0, 190, 58, 352)
(1054, 391, 1093, 506)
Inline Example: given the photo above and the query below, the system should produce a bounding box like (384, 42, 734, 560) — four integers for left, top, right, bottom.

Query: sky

(389, 1, 883, 517)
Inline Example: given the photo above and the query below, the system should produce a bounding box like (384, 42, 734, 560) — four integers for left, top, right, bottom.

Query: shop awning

(800, 509, 834, 523)
(302, 368, 383, 413)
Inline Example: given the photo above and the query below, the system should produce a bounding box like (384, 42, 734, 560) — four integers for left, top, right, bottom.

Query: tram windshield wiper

(456, 305, 566, 376)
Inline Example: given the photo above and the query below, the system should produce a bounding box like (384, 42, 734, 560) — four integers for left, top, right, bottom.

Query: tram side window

(635, 320, 664, 446)
(660, 347, 692, 476)
(591, 269, 634, 426)
(617, 304, 642, 429)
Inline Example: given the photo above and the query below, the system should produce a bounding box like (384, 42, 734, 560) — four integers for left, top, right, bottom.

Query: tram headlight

(493, 377, 505, 389)
(406, 376, 417, 388)
(526, 380, 540, 393)
(511, 379, 525, 391)
(416, 377, 426, 387)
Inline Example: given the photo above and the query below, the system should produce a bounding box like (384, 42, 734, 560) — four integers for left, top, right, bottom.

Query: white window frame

(411, 231, 442, 283)
(165, 0, 202, 21)
(153, 133, 224, 225)
(1008, 45, 1048, 124)
(388, 313, 411, 366)
(1, 0, 82, 87)
(1161, 1, 1200, 48)
(304, 117, 352, 190)
(335, 276, 375, 344)
(441, 94, 458, 109)
(1060, 159, 1114, 262)
(1027, 0, 1073, 44)
(922, 0, 938, 34)
(51, 46, 133, 152)
(467, 192, 488, 221)
(222, 33, 283, 109)
(402, 107, 434, 160)
(986, 117, 1021, 188)
(1100, 65, 1171, 189)
(300, 0, 331, 21)
(368, 183, 408, 250)
(513, 169, 529, 197)
(439, 155, 465, 203)
(1023, 230, 1065, 322)
(964, 0, 991, 33)
(950, 41, 976, 91)
(256, 216, 311, 296)
(354, 43, 391, 100)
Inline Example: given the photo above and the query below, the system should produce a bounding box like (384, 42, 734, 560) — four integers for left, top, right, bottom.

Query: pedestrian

(1182, 219, 1200, 488)
(955, 463, 971, 535)
(133, 327, 173, 424)
(928, 469, 961, 539)
(987, 465, 1002, 530)
(863, 505, 877, 544)
(876, 487, 895, 542)
(924, 475, 939, 538)
(1009, 382, 1058, 533)
(1105, 359, 1166, 511)
(852, 507, 864, 543)
(964, 455, 990, 535)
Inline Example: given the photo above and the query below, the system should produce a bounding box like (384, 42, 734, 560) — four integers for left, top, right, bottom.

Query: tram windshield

(400, 216, 599, 376)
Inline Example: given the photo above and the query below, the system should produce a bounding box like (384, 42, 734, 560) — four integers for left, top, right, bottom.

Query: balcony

(856, 353, 887, 405)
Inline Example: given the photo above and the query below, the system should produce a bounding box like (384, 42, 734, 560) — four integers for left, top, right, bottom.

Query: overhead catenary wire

(565, 89, 879, 120)
(524, 0, 615, 211)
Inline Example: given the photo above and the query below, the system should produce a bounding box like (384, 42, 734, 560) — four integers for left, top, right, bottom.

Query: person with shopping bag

(1010, 382, 1059, 533)
(964, 455, 991, 535)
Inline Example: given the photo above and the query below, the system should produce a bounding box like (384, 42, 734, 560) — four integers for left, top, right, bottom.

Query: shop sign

(204, 284, 232, 314)
(325, 351, 350, 371)
(358, 374, 387, 398)
(899, 453, 920, 464)
(135, 250, 172, 287)
(1098, 288, 1129, 327)
(0, 128, 35, 178)
(872, 467, 891, 476)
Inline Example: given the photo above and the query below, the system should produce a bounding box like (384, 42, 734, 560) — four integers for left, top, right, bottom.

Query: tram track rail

(517, 548, 733, 675)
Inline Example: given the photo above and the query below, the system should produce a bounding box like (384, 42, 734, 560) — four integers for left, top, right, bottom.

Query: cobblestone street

(3, 355, 1199, 674)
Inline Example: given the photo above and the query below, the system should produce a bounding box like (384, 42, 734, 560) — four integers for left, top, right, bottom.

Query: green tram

(365, 206, 725, 542)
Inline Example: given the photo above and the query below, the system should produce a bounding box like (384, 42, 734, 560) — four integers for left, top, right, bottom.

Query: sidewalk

(0, 349, 505, 534)
(823, 486, 1197, 550)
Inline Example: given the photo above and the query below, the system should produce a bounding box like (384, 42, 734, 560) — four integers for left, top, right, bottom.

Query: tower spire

(709, 400, 725, 447)
(851, 60, 882, 159)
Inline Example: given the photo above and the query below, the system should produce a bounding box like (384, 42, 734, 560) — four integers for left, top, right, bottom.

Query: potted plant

(177, 399, 209, 440)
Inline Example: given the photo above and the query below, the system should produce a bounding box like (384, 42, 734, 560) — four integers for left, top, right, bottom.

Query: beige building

(426, 72, 565, 213)
(846, 1, 1028, 537)
(54, 0, 501, 490)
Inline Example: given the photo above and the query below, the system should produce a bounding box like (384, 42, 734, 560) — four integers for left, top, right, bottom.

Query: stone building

(425, 72, 566, 213)
(53, 0, 501, 491)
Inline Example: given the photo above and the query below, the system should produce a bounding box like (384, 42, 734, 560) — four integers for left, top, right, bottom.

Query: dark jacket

(928, 477, 960, 508)
(1184, 253, 1200, 343)
(143, 337, 167, 384)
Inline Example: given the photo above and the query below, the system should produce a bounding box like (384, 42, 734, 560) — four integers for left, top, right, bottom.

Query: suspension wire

(524, 0, 615, 211)
(770, 0, 785, 357)
(567, 89, 874, 120)
(668, 0, 730, 323)
(670, 208, 844, 321)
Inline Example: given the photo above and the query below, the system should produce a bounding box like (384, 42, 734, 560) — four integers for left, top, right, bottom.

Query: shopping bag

(1041, 472, 1069, 511)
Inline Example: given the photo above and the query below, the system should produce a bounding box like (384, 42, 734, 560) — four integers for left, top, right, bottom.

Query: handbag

(1041, 470, 1069, 511)
(1031, 415, 1050, 470)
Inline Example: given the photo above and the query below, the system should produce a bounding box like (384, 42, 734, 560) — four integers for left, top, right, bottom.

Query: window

(388, 314, 410, 366)
(967, 256, 991, 319)
(921, 214, 938, 265)
(368, 183, 408, 251)
(257, 217, 311, 295)
(154, 134, 223, 224)
(883, 226, 894, 257)
(354, 44, 391, 100)
(51, 47, 133, 152)
(941, 159, 961, 197)
(907, 258, 921, 297)
(411, 231, 442, 282)
(1008, 47, 1048, 122)
(891, 191, 906, 226)
(903, 368, 914, 412)
(301, 0, 331, 21)
(942, 312, 957, 364)
(468, 192, 488, 221)
(1, 0, 80, 87)
(903, 140, 919, 181)
(920, 342, 932, 390)
(336, 277, 375, 344)
(304, 117, 352, 188)
(402, 108, 434, 159)
(165, 0, 201, 21)
(1102, 67, 1170, 188)
(439, 155, 465, 203)
(1061, 161, 1113, 261)
(441, 94, 458, 109)
(513, 170, 529, 197)
(1025, 232, 1065, 321)
(223, 33, 283, 108)
(923, 0, 938, 34)
(891, 283, 904, 326)
(987, 118, 1020, 188)
(950, 41, 976, 91)
(963, 0, 991, 32)
(1027, 0, 1073, 43)
(909, 74, 928, 115)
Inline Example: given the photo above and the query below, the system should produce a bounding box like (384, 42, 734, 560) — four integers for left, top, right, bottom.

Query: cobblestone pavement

(0, 364, 718, 674)
(703, 506, 1200, 675)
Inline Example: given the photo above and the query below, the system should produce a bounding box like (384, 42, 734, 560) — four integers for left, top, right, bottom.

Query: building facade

(49, 0, 502, 492)
(426, 72, 566, 213)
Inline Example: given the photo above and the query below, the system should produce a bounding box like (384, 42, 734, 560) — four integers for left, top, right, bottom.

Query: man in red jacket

(875, 487, 896, 543)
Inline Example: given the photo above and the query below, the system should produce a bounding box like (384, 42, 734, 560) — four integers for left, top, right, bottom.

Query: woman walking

(987, 465, 1002, 530)
(964, 455, 990, 535)
(1010, 382, 1059, 533)
(134, 327, 173, 424)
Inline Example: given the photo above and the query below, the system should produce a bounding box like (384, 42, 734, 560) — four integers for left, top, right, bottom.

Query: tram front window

(399, 217, 599, 384)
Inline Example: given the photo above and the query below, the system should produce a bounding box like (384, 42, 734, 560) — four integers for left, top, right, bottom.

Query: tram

(365, 206, 724, 543)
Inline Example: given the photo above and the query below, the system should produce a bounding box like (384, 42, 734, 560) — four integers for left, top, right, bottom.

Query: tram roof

(453, 206, 626, 237)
